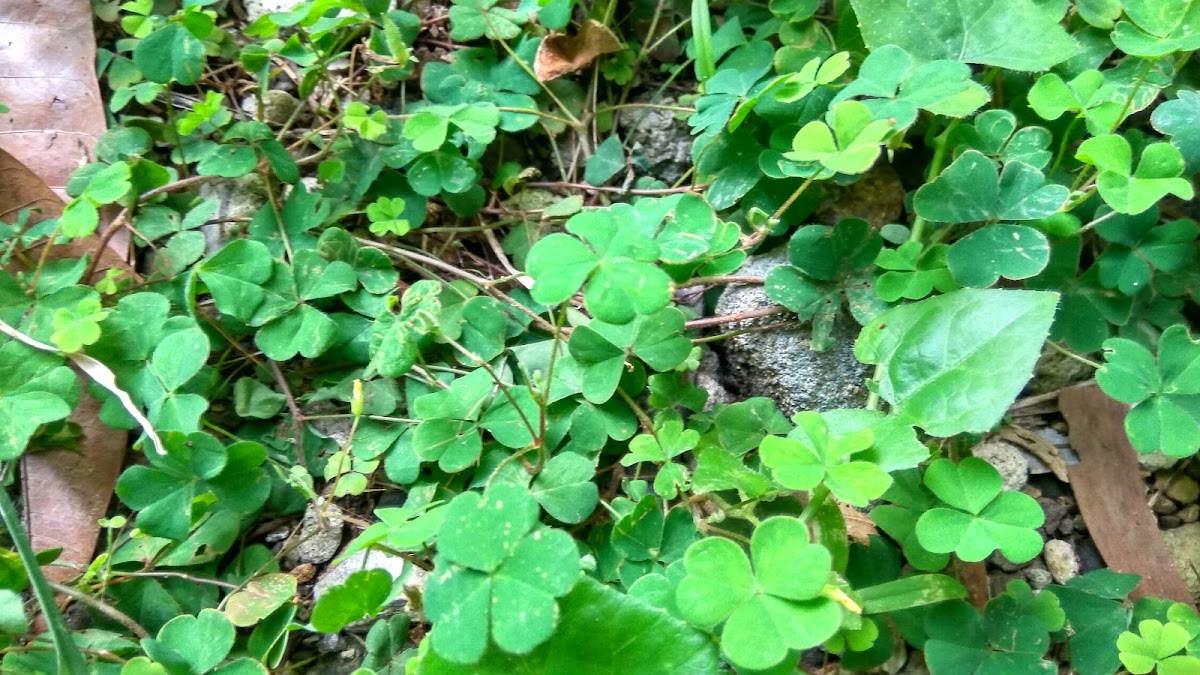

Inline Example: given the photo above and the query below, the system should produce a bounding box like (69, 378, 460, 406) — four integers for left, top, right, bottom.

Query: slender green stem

(909, 119, 961, 244)
(0, 480, 89, 672)
(1047, 340, 1102, 369)
(799, 485, 831, 524)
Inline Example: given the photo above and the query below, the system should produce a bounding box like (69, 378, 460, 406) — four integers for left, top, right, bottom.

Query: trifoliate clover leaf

(784, 100, 894, 175)
(923, 599, 1057, 675)
(448, 0, 528, 41)
(1152, 90, 1200, 173)
(622, 420, 700, 465)
(568, 308, 692, 403)
(913, 150, 1068, 223)
(344, 102, 389, 141)
(675, 517, 842, 671)
(829, 45, 988, 129)
(0, 337, 78, 458)
(1111, 1, 1200, 57)
(530, 452, 599, 525)
(875, 241, 958, 302)
(366, 280, 442, 378)
(759, 411, 892, 507)
(425, 484, 580, 664)
(403, 103, 500, 152)
(311, 569, 392, 633)
(946, 224, 1051, 288)
(820, 408, 930, 474)
(141, 609, 237, 674)
(946, 109, 1053, 169)
(1076, 134, 1195, 215)
(51, 296, 109, 353)
(1118, 620, 1199, 675)
(1097, 324, 1200, 457)
(915, 457, 1045, 563)
(871, 470, 950, 572)
(133, 22, 205, 86)
(366, 196, 411, 236)
(1094, 207, 1198, 296)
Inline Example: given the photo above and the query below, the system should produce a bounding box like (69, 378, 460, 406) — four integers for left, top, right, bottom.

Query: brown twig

(684, 305, 790, 330)
(270, 360, 307, 469)
(523, 181, 710, 195)
(48, 581, 148, 639)
(676, 275, 765, 289)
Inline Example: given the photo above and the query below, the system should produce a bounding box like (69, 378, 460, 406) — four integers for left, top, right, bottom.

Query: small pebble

(1152, 496, 1180, 515)
(1166, 476, 1200, 505)
(1026, 567, 1054, 590)
(974, 440, 1029, 492)
(1180, 504, 1200, 524)
(1043, 539, 1080, 584)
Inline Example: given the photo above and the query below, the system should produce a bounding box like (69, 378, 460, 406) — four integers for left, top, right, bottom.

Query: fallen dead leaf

(534, 20, 623, 82)
(1, 0, 130, 588)
(1059, 383, 1195, 606)
(838, 503, 877, 545)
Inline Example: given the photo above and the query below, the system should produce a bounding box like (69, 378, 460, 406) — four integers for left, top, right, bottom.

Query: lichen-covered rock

(291, 502, 344, 566)
(241, 89, 300, 126)
(1027, 346, 1094, 394)
(617, 99, 692, 186)
(197, 175, 268, 255)
(707, 250, 870, 417)
(973, 440, 1029, 492)
(1163, 523, 1200, 595)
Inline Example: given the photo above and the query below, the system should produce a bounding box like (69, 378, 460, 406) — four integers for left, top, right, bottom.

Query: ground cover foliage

(3, 0, 1200, 672)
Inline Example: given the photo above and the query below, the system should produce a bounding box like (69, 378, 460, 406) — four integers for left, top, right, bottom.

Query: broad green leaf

(848, 0, 1076, 71)
(223, 574, 297, 627)
(151, 327, 209, 391)
(255, 304, 338, 360)
(947, 109, 1053, 169)
(759, 412, 890, 507)
(855, 289, 1058, 436)
(1118, 620, 1194, 674)
(857, 574, 966, 614)
(50, 297, 108, 353)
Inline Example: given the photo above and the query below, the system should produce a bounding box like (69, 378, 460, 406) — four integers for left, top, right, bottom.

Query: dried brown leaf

(534, 20, 623, 82)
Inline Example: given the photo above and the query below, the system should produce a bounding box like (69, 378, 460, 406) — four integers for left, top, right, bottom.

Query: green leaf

(114, 431, 227, 540)
(1097, 324, 1200, 457)
(946, 109, 1054, 169)
(1095, 208, 1197, 295)
(530, 452, 599, 524)
(1077, 135, 1194, 215)
(848, 0, 1076, 71)
(255, 304, 338, 361)
(584, 135, 625, 186)
(947, 224, 1051, 288)
(449, 0, 529, 40)
(197, 144, 258, 178)
(875, 241, 958, 302)
(223, 574, 297, 627)
(344, 102, 389, 141)
(1119, 619, 1194, 674)
(785, 100, 894, 175)
(0, 590, 27, 636)
(1111, 1, 1200, 57)
(134, 23, 205, 85)
(151, 327, 209, 392)
(916, 457, 1045, 563)
(417, 576, 718, 673)
(51, 297, 108, 353)
(311, 569, 392, 633)
(759, 412, 891, 507)
(143, 609, 235, 674)
(913, 151, 1068, 223)
(1152, 90, 1200, 173)
(855, 289, 1058, 436)
(84, 161, 132, 204)
(676, 517, 841, 671)
(197, 240, 274, 323)
(830, 45, 989, 129)
(857, 574, 966, 614)
(426, 484, 579, 663)
(366, 196, 411, 237)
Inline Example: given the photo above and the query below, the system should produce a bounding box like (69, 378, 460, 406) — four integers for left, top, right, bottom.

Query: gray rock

(241, 90, 301, 127)
(1164, 523, 1200, 595)
(974, 440, 1029, 492)
(1038, 496, 1072, 534)
(694, 348, 733, 410)
(1161, 515, 1183, 529)
(1152, 496, 1180, 515)
(1043, 539, 1080, 584)
(709, 250, 870, 417)
(1028, 346, 1094, 394)
(617, 100, 692, 186)
(292, 503, 345, 565)
(989, 549, 1031, 573)
(197, 175, 268, 255)
(1179, 504, 1200, 524)
(1025, 567, 1054, 590)
(317, 633, 342, 653)
(1167, 476, 1200, 505)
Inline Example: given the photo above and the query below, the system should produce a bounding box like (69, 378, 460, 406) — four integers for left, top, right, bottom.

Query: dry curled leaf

(534, 20, 623, 82)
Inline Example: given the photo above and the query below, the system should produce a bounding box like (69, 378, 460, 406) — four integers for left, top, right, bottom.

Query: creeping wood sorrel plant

(3, 0, 1200, 672)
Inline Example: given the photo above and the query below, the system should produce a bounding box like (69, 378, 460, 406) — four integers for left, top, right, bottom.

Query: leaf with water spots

(425, 484, 581, 664)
